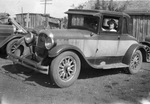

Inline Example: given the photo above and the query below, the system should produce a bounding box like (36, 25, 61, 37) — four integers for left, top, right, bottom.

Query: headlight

(45, 33, 54, 50)
(24, 32, 34, 44)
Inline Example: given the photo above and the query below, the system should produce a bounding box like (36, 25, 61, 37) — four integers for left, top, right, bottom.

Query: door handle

(90, 32, 94, 37)
(118, 36, 120, 40)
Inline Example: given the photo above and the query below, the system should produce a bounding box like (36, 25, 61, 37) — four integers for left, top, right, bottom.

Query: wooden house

(125, 0, 150, 42)
(16, 13, 61, 29)
(126, 11, 150, 42)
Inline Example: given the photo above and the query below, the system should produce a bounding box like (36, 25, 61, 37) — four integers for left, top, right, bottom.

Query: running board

(93, 63, 129, 69)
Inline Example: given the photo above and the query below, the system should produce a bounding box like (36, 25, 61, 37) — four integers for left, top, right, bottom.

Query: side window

(102, 16, 119, 32)
(70, 15, 99, 33)
(123, 17, 128, 34)
(84, 16, 99, 32)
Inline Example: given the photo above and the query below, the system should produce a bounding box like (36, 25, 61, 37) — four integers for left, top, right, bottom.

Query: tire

(145, 46, 150, 62)
(50, 51, 81, 88)
(6, 39, 19, 55)
(128, 50, 143, 74)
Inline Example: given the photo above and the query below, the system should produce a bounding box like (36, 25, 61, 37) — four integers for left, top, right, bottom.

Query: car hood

(39, 29, 94, 39)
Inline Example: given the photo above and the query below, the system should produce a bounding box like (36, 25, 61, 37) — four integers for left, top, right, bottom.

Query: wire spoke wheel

(11, 43, 18, 54)
(145, 46, 150, 62)
(58, 56, 76, 82)
(50, 51, 81, 88)
(129, 50, 142, 74)
(6, 39, 19, 55)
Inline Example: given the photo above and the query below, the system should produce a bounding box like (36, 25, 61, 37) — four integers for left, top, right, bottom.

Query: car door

(116, 17, 138, 57)
(95, 16, 121, 65)
(95, 32, 119, 65)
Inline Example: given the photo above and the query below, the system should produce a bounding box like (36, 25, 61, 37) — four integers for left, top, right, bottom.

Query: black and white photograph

(1, 0, 150, 104)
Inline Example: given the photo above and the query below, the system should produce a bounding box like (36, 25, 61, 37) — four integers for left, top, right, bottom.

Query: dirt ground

(0, 57, 150, 104)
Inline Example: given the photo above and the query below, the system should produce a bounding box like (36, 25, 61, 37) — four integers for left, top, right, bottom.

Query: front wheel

(6, 39, 19, 55)
(128, 50, 143, 74)
(50, 51, 81, 88)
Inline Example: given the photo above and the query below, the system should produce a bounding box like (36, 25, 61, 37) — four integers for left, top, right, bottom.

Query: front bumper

(8, 53, 49, 75)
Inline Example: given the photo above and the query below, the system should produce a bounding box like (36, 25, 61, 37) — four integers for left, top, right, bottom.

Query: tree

(71, 4, 85, 9)
(94, 0, 130, 12)
(61, 16, 68, 29)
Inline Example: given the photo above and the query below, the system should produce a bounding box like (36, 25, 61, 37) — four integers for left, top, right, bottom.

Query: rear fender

(122, 44, 146, 65)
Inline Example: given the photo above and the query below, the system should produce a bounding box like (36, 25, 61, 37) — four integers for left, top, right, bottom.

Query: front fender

(0, 34, 23, 48)
(122, 44, 146, 65)
(48, 45, 85, 58)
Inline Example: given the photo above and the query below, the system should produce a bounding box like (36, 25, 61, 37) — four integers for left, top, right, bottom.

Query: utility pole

(21, 7, 24, 27)
(40, 0, 52, 28)
(40, 0, 52, 15)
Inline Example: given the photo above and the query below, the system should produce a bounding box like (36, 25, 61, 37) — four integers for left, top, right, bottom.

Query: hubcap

(130, 52, 141, 70)
(58, 56, 76, 82)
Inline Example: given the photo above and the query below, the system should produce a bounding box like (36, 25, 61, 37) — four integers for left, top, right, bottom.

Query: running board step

(93, 63, 129, 69)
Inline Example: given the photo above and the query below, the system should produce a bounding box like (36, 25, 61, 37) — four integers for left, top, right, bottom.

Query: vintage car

(0, 17, 27, 57)
(8, 9, 148, 88)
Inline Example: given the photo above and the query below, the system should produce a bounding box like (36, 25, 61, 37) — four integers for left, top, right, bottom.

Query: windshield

(69, 15, 99, 33)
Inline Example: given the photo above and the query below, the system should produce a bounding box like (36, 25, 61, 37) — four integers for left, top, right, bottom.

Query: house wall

(16, 13, 60, 29)
(129, 15, 150, 42)
(126, 11, 150, 42)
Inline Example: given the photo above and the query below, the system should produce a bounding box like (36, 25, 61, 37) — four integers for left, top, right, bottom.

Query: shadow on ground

(79, 66, 127, 79)
(2, 63, 127, 88)
(2, 64, 55, 88)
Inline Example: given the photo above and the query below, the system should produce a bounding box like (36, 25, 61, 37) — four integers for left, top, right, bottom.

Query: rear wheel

(50, 51, 81, 88)
(128, 50, 142, 74)
(145, 46, 150, 62)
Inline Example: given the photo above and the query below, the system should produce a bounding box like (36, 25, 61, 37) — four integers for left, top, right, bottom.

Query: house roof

(125, 10, 150, 16)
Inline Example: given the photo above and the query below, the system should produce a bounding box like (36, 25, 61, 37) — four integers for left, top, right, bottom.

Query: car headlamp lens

(45, 33, 54, 50)
(25, 32, 34, 44)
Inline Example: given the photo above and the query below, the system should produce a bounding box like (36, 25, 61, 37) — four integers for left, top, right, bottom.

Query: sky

(0, 0, 88, 18)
